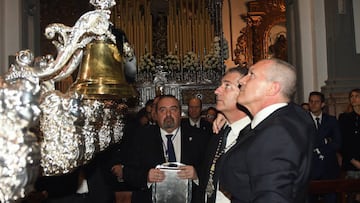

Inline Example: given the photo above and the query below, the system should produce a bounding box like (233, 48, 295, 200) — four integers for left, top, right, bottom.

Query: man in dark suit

(197, 66, 250, 203)
(308, 91, 341, 203)
(218, 58, 315, 203)
(182, 97, 212, 141)
(119, 95, 207, 203)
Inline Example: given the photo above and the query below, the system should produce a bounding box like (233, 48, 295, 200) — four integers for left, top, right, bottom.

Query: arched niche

(234, 0, 287, 66)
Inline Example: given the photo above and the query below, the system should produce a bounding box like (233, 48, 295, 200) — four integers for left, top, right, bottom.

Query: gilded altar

(110, 0, 226, 108)
(137, 82, 218, 113)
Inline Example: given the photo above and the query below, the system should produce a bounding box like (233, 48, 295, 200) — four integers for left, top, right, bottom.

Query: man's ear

(267, 81, 281, 96)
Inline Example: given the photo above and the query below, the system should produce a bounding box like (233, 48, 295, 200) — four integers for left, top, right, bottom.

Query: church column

(0, 0, 21, 75)
(321, 0, 360, 116)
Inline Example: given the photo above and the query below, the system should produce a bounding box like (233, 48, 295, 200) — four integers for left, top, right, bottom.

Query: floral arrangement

(138, 52, 155, 73)
(182, 51, 200, 71)
(164, 52, 180, 71)
(222, 37, 229, 60)
(203, 36, 229, 70)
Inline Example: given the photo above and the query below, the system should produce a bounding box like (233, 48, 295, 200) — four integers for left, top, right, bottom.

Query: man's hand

(351, 159, 360, 169)
(148, 168, 165, 183)
(177, 165, 198, 180)
(212, 113, 226, 134)
(111, 164, 123, 178)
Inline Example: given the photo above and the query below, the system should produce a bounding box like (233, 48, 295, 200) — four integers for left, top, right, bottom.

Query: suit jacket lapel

(216, 127, 253, 196)
(180, 127, 202, 165)
(155, 126, 167, 163)
(180, 127, 192, 163)
(223, 124, 253, 156)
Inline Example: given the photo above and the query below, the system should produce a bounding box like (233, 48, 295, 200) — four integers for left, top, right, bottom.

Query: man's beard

(163, 116, 175, 129)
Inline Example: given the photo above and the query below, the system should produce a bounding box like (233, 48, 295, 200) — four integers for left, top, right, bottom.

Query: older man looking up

(218, 59, 315, 203)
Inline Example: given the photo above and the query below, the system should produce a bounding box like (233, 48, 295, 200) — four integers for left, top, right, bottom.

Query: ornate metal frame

(1, 0, 135, 201)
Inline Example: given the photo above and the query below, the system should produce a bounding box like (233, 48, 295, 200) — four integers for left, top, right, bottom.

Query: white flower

(222, 38, 229, 59)
(138, 52, 155, 73)
(182, 51, 199, 71)
(164, 52, 180, 71)
(203, 36, 229, 70)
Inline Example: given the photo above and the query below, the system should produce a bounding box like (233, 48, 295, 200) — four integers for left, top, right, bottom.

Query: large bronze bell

(70, 40, 138, 101)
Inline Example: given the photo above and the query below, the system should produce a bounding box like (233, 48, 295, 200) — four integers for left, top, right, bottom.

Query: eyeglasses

(206, 114, 216, 119)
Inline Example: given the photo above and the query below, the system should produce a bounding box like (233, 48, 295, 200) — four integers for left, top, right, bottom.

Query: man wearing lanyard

(118, 95, 207, 203)
(196, 66, 250, 203)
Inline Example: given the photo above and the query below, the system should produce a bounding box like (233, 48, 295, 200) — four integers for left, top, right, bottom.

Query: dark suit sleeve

(113, 120, 137, 165)
(324, 116, 342, 151)
(220, 104, 314, 203)
(196, 133, 218, 202)
(122, 129, 149, 189)
(123, 125, 164, 190)
(105, 119, 139, 191)
(181, 126, 208, 172)
(246, 124, 312, 202)
(180, 126, 209, 202)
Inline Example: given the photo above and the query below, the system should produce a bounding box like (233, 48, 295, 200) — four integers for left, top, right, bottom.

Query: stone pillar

(321, 0, 360, 117)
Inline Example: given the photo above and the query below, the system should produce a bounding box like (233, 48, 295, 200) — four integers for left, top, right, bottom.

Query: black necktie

(315, 117, 321, 129)
(237, 124, 252, 141)
(166, 134, 176, 162)
(219, 125, 231, 152)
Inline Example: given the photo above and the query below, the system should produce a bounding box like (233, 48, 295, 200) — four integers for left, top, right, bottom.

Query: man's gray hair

(266, 58, 297, 99)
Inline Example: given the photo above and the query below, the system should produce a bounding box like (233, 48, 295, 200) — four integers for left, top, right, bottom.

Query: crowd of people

(23, 58, 360, 203)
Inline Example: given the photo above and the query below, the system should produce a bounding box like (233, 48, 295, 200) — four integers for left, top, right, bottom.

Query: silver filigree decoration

(4, 0, 116, 85)
(82, 100, 103, 162)
(5, 50, 40, 93)
(39, 91, 85, 175)
(98, 107, 113, 151)
(113, 103, 128, 143)
(90, 0, 116, 10)
(123, 42, 135, 59)
(0, 79, 41, 202)
(0, 1, 133, 200)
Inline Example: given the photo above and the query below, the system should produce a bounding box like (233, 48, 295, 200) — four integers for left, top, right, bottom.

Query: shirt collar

(160, 127, 180, 137)
(310, 112, 322, 121)
(229, 116, 251, 136)
(251, 103, 288, 129)
(189, 118, 200, 127)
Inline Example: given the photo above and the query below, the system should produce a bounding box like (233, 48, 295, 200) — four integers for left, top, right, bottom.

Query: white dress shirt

(160, 127, 181, 162)
(251, 103, 288, 129)
(310, 112, 322, 128)
(189, 118, 201, 128)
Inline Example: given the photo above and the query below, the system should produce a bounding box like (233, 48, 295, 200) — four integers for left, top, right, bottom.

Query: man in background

(116, 95, 207, 203)
(181, 97, 212, 141)
(205, 107, 218, 124)
(308, 91, 341, 203)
